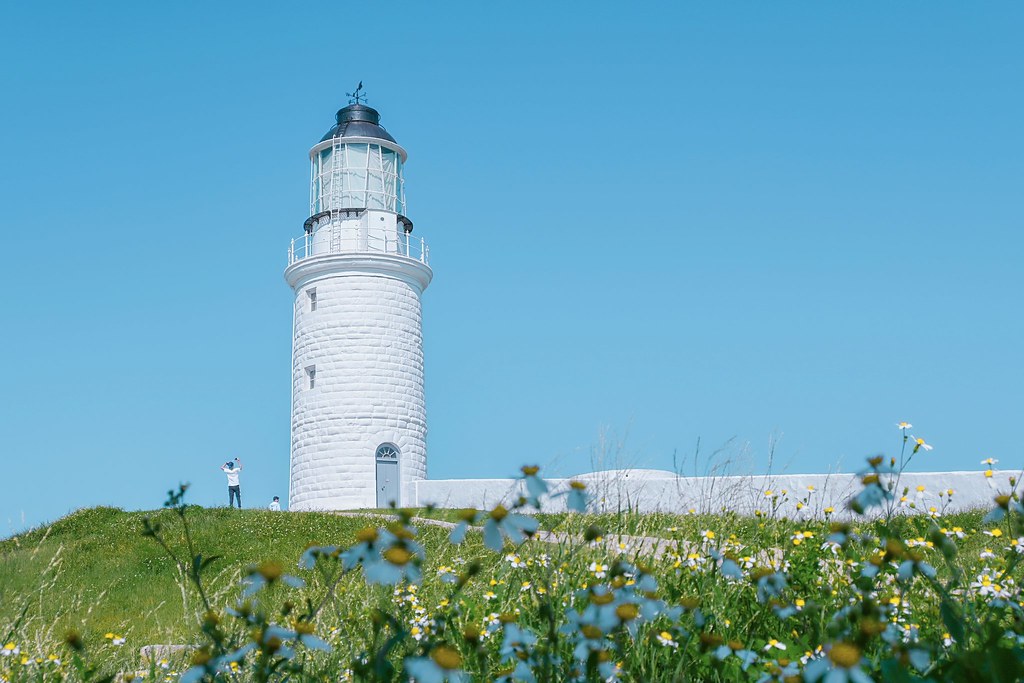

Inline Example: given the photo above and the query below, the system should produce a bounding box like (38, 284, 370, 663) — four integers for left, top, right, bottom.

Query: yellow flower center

(257, 562, 284, 582)
(828, 642, 861, 668)
(355, 527, 379, 543)
(615, 604, 639, 621)
(430, 646, 462, 670)
(383, 547, 413, 565)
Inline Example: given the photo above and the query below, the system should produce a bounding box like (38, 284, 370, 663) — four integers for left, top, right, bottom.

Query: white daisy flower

(910, 436, 933, 451)
(505, 554, 526, 569)
(655, 631, 678, 648)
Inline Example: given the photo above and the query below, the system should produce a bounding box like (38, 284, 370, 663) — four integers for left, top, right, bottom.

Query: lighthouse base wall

(287, 266, 428, 511)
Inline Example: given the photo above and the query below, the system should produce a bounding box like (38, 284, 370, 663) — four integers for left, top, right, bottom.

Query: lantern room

(309, 103, 407, 216)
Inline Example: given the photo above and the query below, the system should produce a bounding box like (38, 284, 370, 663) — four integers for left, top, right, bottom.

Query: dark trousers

(228, 486, 241, 508)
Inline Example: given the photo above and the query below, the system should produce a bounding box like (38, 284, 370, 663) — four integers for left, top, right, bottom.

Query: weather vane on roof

(347, 81, 366, 105)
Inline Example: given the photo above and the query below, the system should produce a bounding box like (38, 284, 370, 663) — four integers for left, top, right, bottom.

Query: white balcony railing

(288, 225, 429, 266)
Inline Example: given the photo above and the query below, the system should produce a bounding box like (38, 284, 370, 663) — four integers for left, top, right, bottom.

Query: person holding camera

(220, 458, 243, 508)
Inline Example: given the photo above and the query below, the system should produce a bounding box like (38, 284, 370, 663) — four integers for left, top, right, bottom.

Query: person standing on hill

(221, 458, 243, 508)
(269, 496, 281, 511)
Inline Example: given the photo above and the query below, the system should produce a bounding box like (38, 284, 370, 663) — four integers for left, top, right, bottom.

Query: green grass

(1, 503, 994, 646)
(1, 500, 1013, 681)
(0, 506, 464, 647)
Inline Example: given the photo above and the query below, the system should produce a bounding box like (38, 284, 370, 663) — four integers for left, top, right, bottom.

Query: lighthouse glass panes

(311, 141, 405, 214)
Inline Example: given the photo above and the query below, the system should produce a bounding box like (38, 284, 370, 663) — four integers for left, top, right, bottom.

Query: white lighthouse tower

(285, 94, 431, 511)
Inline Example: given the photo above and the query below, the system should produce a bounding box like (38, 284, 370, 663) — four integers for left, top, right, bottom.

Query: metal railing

(288, 226, 429, 266)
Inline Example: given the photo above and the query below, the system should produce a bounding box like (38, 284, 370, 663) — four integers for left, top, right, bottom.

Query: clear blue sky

(1, 2, 1021, 533)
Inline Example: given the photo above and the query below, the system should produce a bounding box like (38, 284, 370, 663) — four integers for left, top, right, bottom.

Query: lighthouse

(285, 94, 431, 511)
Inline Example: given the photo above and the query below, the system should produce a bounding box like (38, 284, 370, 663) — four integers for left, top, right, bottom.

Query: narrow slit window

(307, 288, 317, 311)
(305, 365, 316, 390)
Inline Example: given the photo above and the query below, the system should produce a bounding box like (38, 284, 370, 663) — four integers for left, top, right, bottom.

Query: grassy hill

(2, 503, 991, 644)
(1, 501, 1008, 681)
(0, 506, 465, 648)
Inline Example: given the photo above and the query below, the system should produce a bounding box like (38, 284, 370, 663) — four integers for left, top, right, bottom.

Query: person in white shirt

(269, 496, 281, 511)
(220, 458, 243, 508)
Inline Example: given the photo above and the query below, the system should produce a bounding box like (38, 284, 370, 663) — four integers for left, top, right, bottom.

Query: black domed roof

(320, 104, 397, 144)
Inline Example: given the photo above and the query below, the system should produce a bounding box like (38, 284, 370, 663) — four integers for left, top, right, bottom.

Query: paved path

(335, 511, 683, 560)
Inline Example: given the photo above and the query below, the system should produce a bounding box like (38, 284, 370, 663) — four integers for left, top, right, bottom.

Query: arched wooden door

(375, 444, 400, 507)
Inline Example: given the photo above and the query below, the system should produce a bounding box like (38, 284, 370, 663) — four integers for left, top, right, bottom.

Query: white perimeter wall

(413, 470, 1014, 518)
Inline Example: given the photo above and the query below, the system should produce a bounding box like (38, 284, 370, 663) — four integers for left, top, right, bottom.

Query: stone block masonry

(287, 261, 429, 511)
